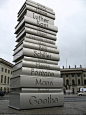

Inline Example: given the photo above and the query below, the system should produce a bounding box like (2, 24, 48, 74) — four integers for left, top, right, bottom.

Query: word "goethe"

(29, 95, 58, 105)
(31, 69, 54, 76)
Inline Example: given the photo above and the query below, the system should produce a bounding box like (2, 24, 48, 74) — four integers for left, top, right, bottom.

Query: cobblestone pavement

(0, 100, 86, 114)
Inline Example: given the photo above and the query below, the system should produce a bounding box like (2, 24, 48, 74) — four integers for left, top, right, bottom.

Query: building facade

(0, 58, 13, 93)
(61, 65, 86, 94)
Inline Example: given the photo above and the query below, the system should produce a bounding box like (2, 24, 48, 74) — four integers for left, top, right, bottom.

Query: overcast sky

(0, 0, 86, 68)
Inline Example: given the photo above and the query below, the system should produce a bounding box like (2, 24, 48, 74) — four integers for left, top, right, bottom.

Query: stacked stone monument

(9, 0, 64, 110)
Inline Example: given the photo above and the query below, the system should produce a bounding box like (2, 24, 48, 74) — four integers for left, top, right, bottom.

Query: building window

(4, 76, 6, 83)
(1, 87, 2, 91)
(78, 74, 80, 77)
(5, 69, 7, 73)
(11, 71, 12, 75)
(78, 79, 80, 85)
(8, 77, 9, 84)
(72, 80, 74, 85)
(1, 75, 3, 83)
(4, 87, 6, 92)
(7, 87, 9, 92)
(1, 68, 4, 72)
(8, 70, 10, 74)
(66, 75, 68, 77)
(72, 74, 74, 77)
(84, 80, 86, 85)
(84, 74, 86, 77)
(66, 79, 69, 85)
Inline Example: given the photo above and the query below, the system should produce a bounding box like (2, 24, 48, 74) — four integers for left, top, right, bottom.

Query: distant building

(61, 65, 86, 94)
(0, 58, 13, 93)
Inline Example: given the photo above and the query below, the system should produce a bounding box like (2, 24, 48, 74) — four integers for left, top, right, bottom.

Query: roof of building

(60, 67, 86, 74)
(0, 58, 14, 68)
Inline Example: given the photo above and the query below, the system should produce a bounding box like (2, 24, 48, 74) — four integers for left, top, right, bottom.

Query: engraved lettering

(29, 96, 36, 105)
(44, 19, 49, 23)
(31, 69, 54, 76)
(38, 59, 47, 63)
(38, 99, 42, 104)
(34, 51, 51, 59)
(33, 13, 49, 23)
(29, 95, 58, 105)
(35, 79, 53, 86)
(39, 45, 47, 51)
(36, 62, 50, 69)
(37, 3, 46, 11)
(37, 31, 47, 37)
(43, 99, 47, 104)
(37, 20, 48, 28)
(28, 34, 54, 44)
(36, 8, 47, 16)
(37, 27, 47, 33)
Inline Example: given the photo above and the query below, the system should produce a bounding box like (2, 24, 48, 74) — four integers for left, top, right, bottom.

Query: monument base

(9, 92, 64, 110)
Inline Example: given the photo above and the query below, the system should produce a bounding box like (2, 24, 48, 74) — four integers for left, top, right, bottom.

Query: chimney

(75, 65, 76, 68)
(69, 65, 70, 69)
(63, 66, 64, 69)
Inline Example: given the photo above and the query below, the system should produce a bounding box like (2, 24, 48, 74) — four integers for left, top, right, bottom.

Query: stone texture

(0, 100, 86, 114)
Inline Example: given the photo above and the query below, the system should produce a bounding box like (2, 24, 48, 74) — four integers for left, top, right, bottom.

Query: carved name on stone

(14, 42, 59, 55)
(35, 79, 53, 86)
(9, 93, 64, 109)
(12, 67, 60, 78)
(16, 27, 56, 41)
(26, 33, 55, 44)
(13, 48, 60, 62)
(29, 95, 58, 105)
(10, 76, 63, 88)
(13, 60, 59, 71)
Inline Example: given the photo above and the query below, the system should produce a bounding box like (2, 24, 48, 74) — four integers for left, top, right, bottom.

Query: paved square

(0, 100, 86, 114)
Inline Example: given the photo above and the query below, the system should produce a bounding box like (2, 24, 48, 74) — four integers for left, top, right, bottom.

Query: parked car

(0, 91, 5, 96)
(78, 91, 86, 96)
